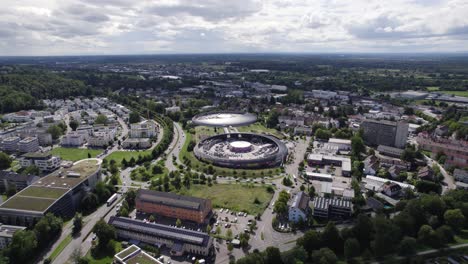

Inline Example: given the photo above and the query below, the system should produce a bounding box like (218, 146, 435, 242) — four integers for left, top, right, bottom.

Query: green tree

(34, 213, 63, 246)
(351, 134, 365, 157)
(0, 151, 12, 169)
(69, 119, 79, 131)
(444, 209, 465, 232)
(95, 114, 108, 125)
(129, 111, 141, 124)
(9, 230, 38, 263)
(47, 125, 64, 140)
(321, 222, 343, 254)
(176, 218, 182, 227)
(315, 128, 332, 141)
(398, 236, 417, 256)
(311, 248, 338, 264)
(297, 230, 321, 255)
(344, 238, 360, 260)
(226, 229, 233, 240)
(93, 219, 116, 249)
(72, 213, 83, 235)
(264, 247, 283, 264)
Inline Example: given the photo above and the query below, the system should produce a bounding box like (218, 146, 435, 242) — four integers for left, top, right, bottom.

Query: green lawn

(51, 147, 103, 161)
(237, 123, 284, 139)
(178, 183, 274, 215)
(49, 234, 72, 261)
(180, 132, 281, 178)
(104, 149, 152, 166)
(438, 90, 468, 97)
(426, 86, 440, 91)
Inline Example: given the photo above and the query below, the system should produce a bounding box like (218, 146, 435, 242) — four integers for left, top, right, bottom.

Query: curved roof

(192, 111, 257, 127)
(230, 141, 252, 149)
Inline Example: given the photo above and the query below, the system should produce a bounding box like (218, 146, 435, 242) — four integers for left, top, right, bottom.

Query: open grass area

(20, 186, 67, 199)
(180, 132, 281, 178)
(178, 183, 274, 215)
(51, 147, 103, 161)
(194, 126, 220, 140)
(104, 149, 152, 166)
(438, 90, 468, 97)
(237, 122, 284, 139)
(49, 234, 72, 261)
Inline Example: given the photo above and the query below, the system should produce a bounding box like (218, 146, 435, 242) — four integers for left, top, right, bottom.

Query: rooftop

(0, 159, 101, 212)
(137, 189, 210, 211)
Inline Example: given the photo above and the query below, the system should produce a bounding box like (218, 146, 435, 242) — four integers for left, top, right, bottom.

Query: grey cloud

(147, 0, 262, 21)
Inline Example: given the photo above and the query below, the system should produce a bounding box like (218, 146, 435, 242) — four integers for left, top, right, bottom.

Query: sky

(1, 0, 468, 56)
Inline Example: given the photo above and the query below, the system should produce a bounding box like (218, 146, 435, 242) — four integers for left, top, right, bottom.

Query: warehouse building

(109, 216, 213, 257)
(312, 197, 352, 219)
(136, 190, 212, 224)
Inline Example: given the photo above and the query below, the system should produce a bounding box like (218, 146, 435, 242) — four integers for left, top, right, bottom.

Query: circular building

(193, 132, 288, 169)
(192, 111, 257, 127)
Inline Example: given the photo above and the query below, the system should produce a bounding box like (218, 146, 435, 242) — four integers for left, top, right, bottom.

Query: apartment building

(361, 119, 409, 148)
(19, 152, 61, 172)
(288, 192, 311, 223)
(416, 135, 468, 168)
(0, 137, 20, 152)
(130, 120, 158, 138)
(18, 137, 39, 153)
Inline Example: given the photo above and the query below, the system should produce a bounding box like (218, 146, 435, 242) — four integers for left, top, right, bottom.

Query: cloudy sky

(1, 0, 468, 56)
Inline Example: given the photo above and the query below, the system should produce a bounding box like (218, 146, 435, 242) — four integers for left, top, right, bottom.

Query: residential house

(288, 192, 310, 223)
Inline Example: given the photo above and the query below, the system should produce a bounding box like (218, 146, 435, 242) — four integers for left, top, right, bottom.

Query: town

(0, 53, 467, 264)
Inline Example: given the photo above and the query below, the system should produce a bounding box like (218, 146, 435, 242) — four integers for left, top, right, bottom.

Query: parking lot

(212, 208, 255, 238)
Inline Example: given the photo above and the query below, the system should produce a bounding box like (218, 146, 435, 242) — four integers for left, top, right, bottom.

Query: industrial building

(361, 119, 409, 148)
(109, 216, 214, 256)
(0, 159, 102, 226)
(312, 197, 352, 219)
(136, 190, 212, 224)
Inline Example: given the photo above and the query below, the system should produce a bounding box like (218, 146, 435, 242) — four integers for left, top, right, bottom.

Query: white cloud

(0, 0, 467, 55)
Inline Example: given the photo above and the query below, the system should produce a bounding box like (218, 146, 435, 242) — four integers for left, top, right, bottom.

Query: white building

(288, 192, 310, 223)
(18, 137, 39, 153)
(20, 152, 61, 172)
(130, 120, 158, 138)
(0, 137, 20, 152)
(61, 132, 85, 147)
(88, 127, 116, 148)
(327, 138, 351, 151)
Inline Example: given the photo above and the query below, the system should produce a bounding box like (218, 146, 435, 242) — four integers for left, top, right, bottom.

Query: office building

(109, 216, 213, 256)
(136, 190, 212, 224)
(0, 159, 102, 226)
(312, 197, 352, 219)
(361, 119, 409, 148)
(130, 120, 158, 138)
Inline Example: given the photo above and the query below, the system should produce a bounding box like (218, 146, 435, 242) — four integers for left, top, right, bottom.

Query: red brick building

(135, 189, 212, 224)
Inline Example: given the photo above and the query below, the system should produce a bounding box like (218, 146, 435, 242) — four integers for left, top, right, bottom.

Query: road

(164, 122, 185, 172)
(424, 155, 455, 193)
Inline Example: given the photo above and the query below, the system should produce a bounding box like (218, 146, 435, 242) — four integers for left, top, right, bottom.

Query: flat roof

(0, 159, 101, 213)
(192, 111, 257, 127)
(328, 138, 351, 145)
(137, 189, 209, 211)
(109, 216, 211, 247)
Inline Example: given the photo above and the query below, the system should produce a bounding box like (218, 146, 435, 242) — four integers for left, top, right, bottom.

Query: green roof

(19, 186, 68, 199)
(125, 253, 159, 264)
(0, 196, 56, 212)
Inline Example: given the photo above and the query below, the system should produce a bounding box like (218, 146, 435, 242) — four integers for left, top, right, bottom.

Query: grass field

(51, 147, 103, 161)
(179, 132, 281, 178)
(178, 183, 274, 215)
(0, 195, 56, 211)
(237, 123, 284, 139)
(104, 149, 152, 166)
(426, 86, 440, 91)
(438, 90, 468, 97)
(49, 234, 72, 261)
